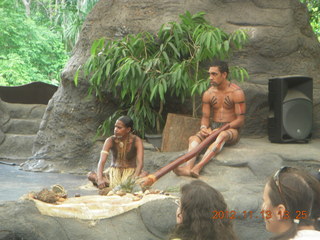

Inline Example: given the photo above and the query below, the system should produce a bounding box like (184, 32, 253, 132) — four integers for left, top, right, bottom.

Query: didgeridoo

(140, 123, 230, 187)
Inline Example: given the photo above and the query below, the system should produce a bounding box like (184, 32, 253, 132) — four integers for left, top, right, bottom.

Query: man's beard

(211, 82, 219, 87)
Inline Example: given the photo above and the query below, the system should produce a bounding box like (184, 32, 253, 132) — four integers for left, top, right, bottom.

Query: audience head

(171, 180, 237, 240)
(262, 166, 320, 240)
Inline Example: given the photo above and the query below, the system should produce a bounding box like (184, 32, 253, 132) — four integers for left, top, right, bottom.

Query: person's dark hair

(117, 115, 133, 131)
(169, 180, 238, 240)
(211, 60, 229, 77)
(267, 167, 320, 240)
(296, 168, 320, 231)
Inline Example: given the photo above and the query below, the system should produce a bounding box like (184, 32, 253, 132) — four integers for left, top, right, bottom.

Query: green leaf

(191, 83, 198, 96)
(74, 66, 80, 87)
(158, 83, 164, 101)
(168, 42, 181, 57)
(91, 38, 104, 56)
(223, 40, 229, 52)
(160, 43, 164, 51)
(145, 60, 153, 73)
(162, 78, 167, 92)
(150, 84, 158, 101)
(158, 24, 165, 38)
(149, 78, 155, 92)
(205, 32, 212, 49)
(105, 62, 111, 77)
(121, 87, 127, 99)
(162, 51, 170, 65)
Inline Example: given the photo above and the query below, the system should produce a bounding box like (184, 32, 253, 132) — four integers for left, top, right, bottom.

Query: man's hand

(97, 179, 107, 189)
(200, 127, 212, 138)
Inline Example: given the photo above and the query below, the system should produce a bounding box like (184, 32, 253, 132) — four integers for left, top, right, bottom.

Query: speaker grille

(283, 99, 312, 140)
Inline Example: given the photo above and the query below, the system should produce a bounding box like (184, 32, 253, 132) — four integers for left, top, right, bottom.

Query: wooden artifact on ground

(161, 113, 200, 152)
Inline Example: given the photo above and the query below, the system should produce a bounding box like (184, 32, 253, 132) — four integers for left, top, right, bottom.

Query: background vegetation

(0, 0, 319, 87)
(300, 0, 320, 41)
(0, 0, 98, 86)
(79, 11, 249, 136)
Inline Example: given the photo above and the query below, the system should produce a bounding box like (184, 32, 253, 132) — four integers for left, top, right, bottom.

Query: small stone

(116, 190, 126, 196)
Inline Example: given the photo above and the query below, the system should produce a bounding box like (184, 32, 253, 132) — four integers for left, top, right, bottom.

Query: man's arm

(97, 137, 112, 187)
(230, 89, 246, 129)
(198, 90, 213, 137)
(200, 90, 211, 128)
(133, 136, 144, 177)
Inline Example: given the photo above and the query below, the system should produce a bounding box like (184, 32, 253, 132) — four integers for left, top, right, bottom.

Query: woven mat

(27, 193, 174, 220)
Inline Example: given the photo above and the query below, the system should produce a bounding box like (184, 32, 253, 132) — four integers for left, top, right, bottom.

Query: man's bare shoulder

(228, 82, 245, 101)
(228, 82, 243, 91)
(202, 87, 216, 101)
(133, 135, 142, 143)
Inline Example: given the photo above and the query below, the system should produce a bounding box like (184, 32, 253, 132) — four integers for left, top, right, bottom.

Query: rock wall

(25, 0, 320, 172)
(0, 99, 9, 145)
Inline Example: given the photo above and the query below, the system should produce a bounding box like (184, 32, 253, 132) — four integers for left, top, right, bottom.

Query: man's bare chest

(209, 93, 234, 110)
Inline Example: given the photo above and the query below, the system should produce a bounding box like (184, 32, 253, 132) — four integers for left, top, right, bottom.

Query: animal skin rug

(26, 193, 174, 220)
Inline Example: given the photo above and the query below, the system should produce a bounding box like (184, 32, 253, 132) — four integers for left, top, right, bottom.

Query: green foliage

(80, 11, 249, 136)
(0, 1, 68, 86)
(0, 0, 98, 86)
(0, 53, 42, 86)
(300, 0, 320, 41)
(41, 0, 99, 52)
(116, 177, 138, 193)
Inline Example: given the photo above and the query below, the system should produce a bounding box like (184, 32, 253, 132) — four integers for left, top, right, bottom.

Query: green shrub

(77, 11, 249, 136)
(0, 1, 68, 86)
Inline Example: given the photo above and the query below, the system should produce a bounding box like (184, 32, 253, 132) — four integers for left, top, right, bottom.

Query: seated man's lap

(194, 127, 239, 145)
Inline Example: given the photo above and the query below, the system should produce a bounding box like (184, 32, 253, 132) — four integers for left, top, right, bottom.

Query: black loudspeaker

(268, 76, 313, 143)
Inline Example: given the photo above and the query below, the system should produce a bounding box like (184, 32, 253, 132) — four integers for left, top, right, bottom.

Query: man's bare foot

(173, 166, 192, 176)
(139, 170, 149, 178)
(190, 167, 201, 178)
(99, 187, 111, 196)
(87, 171, 97, 183)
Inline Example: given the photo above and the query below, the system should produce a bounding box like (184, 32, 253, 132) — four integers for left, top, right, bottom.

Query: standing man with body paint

(173, 60, 246, 178)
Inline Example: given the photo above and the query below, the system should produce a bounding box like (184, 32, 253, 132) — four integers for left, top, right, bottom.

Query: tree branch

(21, 0, 31, 17)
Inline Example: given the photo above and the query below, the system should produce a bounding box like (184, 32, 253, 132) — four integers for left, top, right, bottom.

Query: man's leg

(87, 171, 98, 186)
(173, 135, 202, 176)
(190, 129, 238, 178)
(87, 171, 109, 187)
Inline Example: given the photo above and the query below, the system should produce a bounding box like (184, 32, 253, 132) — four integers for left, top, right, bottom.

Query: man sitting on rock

(173, 60, 246, 178)
(88, 116, 146, 189)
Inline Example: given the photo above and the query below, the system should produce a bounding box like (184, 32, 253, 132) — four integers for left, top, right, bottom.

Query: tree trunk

(21, 0, 31, 17)
(156, 100, 164, 134)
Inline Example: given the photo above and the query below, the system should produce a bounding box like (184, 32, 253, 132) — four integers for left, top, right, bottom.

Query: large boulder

(0, 200, 175, 240)
(1, 137, 319, 240)
(0, 98, 9, 145)
(25, 0, 320, 172)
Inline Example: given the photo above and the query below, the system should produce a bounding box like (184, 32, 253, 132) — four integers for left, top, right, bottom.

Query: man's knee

(217, 130, 229, 139)
(189, 135, 200, 143)
(222, 129, 239, 145)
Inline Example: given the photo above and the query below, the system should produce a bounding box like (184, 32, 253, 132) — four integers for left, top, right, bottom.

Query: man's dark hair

(211, 60, 229, 76)
(267, 168, 320, 240)
(117, 115, 134, 131)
